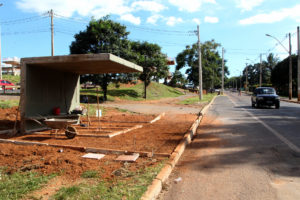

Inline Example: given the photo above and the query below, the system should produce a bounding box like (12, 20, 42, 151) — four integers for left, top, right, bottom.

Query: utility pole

(245, 64, 248, 92)
(259, 54, 262, 87)
(0, 3, 3, 80)
(289, 33, 292, 100)
(240, 71, 242, 90)
(297, 26, 300, 101)
(49, 9, 54, 56)
(197, 25, 203, 100)
(222, 47, 224, 94)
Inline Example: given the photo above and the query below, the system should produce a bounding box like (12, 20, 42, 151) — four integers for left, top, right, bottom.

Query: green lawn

(0, 169, 55, 200)
(52, 161, 165, 200)
(2, 75, 20, 84)
(0, 100, 19, 109)
(81, 82, 183, 101)
(179, 93, 217, 105)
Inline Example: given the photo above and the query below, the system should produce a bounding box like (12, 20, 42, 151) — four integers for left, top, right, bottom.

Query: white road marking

(227, 94, 300, 153)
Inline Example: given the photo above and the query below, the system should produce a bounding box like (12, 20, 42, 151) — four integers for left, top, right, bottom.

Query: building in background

(2, 57, 21, 76)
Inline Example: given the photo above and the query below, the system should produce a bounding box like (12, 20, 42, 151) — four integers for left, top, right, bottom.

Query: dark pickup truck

(251, 87, 280, 109)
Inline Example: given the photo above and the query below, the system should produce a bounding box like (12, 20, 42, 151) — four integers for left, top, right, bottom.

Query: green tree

(271, 55, 297, 96)
(129, 41, 168, 99)
(169, 70, 187, 87)
(69, 16, 131, 101)
(175, 40, 229, 90)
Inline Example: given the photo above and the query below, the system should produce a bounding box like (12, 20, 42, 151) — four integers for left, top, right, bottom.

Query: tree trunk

(143, 80, 147, 99)
(102, 75, 108, 101)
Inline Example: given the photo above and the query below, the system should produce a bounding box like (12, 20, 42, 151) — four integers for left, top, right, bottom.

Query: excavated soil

(0, 106, 198, 180)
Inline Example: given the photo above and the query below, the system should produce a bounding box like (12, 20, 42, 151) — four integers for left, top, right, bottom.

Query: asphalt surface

(159, 92, 300, 200)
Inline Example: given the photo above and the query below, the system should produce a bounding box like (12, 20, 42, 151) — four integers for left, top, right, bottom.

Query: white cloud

(204, 16, 219, 23)
(16, 0, 131, 17)
(165, 16, 183, 26)
(147, 14, 163, 24)
(16, 0, 166, 25)
(168, 0, 216, 13)
(235, 0, 265, 12)
(131, 1, 167, 13)
(120, 14, 141, 25)
(239, 4, 300, 25)
(192, 18, 201, 24)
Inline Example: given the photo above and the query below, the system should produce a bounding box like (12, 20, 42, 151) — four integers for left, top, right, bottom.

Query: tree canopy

(69, 16, 169, 100)
(271, 55, 298, 96)
(175, 40, 229, 90)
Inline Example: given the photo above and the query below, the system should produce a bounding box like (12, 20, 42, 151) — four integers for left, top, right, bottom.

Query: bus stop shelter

(19, 53, 143, 134)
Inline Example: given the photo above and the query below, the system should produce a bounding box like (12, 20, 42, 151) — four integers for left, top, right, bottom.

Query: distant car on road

(251, 87, 280, 109)
(185, 84, 194, 89)
(0, 80, 15, 90)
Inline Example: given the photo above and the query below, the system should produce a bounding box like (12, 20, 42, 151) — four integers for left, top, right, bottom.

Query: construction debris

(82, 153, 105, 160)
(115, 153, 139, 162)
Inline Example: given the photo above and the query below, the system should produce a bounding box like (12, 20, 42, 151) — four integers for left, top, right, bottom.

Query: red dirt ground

(0, 106, 198, 180)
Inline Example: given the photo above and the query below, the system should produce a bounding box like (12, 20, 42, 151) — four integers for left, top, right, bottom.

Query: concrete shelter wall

(24, 65, 80, 130)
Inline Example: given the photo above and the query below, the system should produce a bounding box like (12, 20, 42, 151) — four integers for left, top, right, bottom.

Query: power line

(1, 29, 49, 36)
(1, 13, 48, 25)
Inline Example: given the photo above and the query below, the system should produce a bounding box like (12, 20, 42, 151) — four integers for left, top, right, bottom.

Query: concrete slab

(115, 153, 139, 162)
(82, 153, 105, 160)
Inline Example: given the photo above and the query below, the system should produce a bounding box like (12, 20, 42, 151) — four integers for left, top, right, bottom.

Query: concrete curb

(281, 99, 300, 104)
(140, 95, 218, 200)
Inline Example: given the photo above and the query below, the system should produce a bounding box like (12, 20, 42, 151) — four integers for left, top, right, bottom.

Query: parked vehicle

(0, 80, 15, 90)
(251, 87, 280, 109)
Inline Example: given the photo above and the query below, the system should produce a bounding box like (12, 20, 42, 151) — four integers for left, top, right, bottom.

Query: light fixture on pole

(266, 33, 292, 100)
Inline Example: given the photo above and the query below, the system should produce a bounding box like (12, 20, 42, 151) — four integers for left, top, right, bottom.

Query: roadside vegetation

(179, 93, 217, 105)
(52, 161, 164, 200)
(2, 75, 20, 84)
(0, 100, 19, 109)
(81, 82, 183, 101)
(0, 169, 55, 199)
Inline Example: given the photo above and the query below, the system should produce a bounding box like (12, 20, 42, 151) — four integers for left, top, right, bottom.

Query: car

(251, 87, 280, 109)
(0, 80, 15, 90)
(185, 84, 194, 89)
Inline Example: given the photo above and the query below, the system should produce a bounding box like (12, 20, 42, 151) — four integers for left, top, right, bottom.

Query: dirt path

(101, 93, 202, 115)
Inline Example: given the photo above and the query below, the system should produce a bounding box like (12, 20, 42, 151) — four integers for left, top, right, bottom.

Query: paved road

(159, 92, 300, 200)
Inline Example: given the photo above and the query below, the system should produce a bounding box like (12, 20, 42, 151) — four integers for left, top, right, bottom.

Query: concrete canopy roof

(21, 53, 143, 74)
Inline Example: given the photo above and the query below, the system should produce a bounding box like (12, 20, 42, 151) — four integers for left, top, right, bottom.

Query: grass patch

(52, 161, 165, 200)
(2, 75, 20, 84)
(80, 82, 183, 101)
(52, 186, 81, 200)
(0, 100, 19, 109)
(81, 170, 98, 179)
(80, 104, 107, 117)
(0, 169, 55, 200)
(179, 93, 217, 105)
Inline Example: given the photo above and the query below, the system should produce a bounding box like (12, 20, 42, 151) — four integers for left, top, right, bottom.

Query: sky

(0, 0, 299, 77)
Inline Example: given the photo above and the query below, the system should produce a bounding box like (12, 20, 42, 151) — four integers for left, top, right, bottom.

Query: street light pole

(260, 54, 262, 87)
(197, 25, 203, 100)
(266, 33, 292, 100)
(289, 33, 292, 100)
(222, 47, 224, 94)
(245, 63, 248, 92)
(0, 3, 3, 80)
(297, 26, 300, 101)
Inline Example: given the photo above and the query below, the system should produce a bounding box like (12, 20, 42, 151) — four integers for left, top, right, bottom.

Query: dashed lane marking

(227, 94, 300, 154)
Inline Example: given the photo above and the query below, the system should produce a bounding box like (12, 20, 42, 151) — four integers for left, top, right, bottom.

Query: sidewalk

(280, 97, 300, 104)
